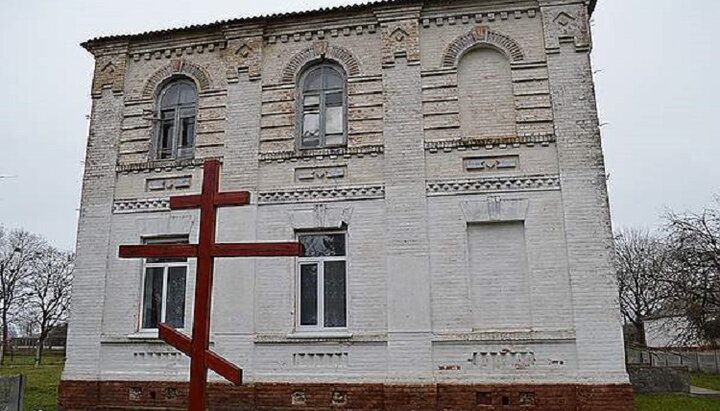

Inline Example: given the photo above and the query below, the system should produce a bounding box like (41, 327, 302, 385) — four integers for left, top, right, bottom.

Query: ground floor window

(297, 232, 347, 330)
(141, 236, 188, 330)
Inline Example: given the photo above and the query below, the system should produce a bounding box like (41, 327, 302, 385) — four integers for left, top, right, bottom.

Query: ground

(1, 354, 720, 411)
(0, 351, 63, 411)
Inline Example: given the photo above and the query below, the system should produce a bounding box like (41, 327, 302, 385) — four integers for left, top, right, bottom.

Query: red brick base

(58, 380, 634, 411)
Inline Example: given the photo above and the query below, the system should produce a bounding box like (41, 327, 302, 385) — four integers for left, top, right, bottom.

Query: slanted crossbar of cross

(119, 160, 302, 410)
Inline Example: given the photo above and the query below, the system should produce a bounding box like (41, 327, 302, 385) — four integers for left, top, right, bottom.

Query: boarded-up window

(458, 48, 516, 139)
(467, 222, 530, 330)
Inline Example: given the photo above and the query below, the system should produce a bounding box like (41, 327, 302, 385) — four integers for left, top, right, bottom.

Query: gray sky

(0, 0, 718, 250)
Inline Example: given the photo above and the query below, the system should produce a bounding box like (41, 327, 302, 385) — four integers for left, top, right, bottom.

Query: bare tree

(24, 247, 73, 366)
(615, 228, 670, 346)
(662, 199, 720, 346)
(0, 227, 44, 364)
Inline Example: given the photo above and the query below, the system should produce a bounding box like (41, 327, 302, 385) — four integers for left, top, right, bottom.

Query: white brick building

(61, 1, 633, 409)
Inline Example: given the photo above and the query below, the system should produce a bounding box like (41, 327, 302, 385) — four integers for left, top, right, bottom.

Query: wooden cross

(119, 159, 302, 410)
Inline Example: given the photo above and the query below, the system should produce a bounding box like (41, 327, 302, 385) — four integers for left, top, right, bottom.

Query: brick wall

(59, 380, 633, 411)
(65, 0, 630, 409)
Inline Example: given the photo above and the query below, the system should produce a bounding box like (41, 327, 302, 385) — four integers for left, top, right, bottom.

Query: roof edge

(81, 0, 418, 54)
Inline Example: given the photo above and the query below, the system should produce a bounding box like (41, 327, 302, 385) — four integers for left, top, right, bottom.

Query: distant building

(61, 0, 632, 410)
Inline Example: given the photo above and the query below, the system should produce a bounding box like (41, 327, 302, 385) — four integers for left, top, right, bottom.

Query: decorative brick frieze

(129, 40, 227, 63)
(432, 328, 576, 343)
(266, 23, 377, 45)
(258, 184, 385, 205)
(113, 198, 170, 214)
(58, 380, 634, 411)
(421, 8, 538, 29)
(424, 134, 555, 153)
(91, 43, 129, 97)
(259, 144, 383, 163)
(116, 157, 221, 174)
(427, 174, 561, 196)
(540, 4, 592, 53)
(223, 35, 264, 82)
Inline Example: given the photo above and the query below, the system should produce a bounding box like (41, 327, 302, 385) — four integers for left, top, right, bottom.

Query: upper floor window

(156, 79, 197, 160)
(298, 64, 346, 149)
(458, 47, 516, 139)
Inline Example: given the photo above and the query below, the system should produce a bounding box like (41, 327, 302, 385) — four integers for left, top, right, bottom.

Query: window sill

(127, 331, 160, 340)
(286, 331, 353, 340)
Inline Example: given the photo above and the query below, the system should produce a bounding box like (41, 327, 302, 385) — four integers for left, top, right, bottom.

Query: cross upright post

(119, 159, 302, 410)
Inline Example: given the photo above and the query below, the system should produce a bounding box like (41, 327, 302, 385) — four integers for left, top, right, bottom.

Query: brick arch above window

(442, 25, 525, 67)
(142, 59, 213, 99)
(281, 41, 360, 84)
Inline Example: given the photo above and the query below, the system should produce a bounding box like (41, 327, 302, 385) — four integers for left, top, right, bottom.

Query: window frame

(154, 78, 198, 161)
(138, 236, 189, 332)
(296, 62, 348, 151)
(295, 231, 349, 332)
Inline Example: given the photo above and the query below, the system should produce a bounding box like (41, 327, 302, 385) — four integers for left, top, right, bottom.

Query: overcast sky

(1, 0, 718, 250)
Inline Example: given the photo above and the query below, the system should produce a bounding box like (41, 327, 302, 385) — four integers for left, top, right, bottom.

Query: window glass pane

(325, 134, 344, 146)
(161, 84, 180, 108)
(325, 92, 343, 106)
(299, 234, 345, 257)
(300, 264, 318, 326)
(324, 261, 347, 328)
(324, 69, 343, 89)
(303, 95, 320, 107)
(179, 107, 196, 117)
(325, 106, 344, 136)
(304, 69, 323, 91)
(165, 267, 187, 328)
(142, 267, 164, 329)
(302, 113, 320, 148)
(178, 83, 197, 105)
(161, 109, 175, 120)
(180, 117, 195, 149)
(159, 120, 174, 159)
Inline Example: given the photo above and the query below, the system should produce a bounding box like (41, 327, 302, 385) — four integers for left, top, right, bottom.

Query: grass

(635, 393, 720, 411)
(0, 351, 64, 411)
(692, 372, 720, 391)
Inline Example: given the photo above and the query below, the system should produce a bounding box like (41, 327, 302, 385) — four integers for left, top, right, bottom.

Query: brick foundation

(58, 380, 634, 411)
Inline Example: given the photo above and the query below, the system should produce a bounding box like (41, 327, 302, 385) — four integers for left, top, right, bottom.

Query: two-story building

(60, 0, 633, 410)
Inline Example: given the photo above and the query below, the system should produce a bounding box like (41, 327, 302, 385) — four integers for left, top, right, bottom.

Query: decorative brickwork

(281, 41, 361, 83)
(59, 381, 633, 411)
(141, 59, 213, 98)
(442, 25, 525, 67)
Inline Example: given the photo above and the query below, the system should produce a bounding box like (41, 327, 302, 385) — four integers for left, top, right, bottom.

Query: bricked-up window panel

(155, 79, 197, 160)
(467, 222, 530, 331)
(140, 236, 189, 330)
(298, 64, 346, 149)
(458, 48, 516, 139)
(297, 233, 347, 330)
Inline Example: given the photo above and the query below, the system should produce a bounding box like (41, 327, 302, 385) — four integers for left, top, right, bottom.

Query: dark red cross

(119, 159, 302, 410)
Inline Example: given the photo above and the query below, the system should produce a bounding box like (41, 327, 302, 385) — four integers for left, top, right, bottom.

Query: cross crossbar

(119, 242, 302, 259)
(118, 159, 302, 411)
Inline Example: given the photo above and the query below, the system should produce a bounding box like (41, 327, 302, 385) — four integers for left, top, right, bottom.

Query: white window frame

(138, 237, 189, 333)
(139, 261, 188, 332)
(295, 232, 348, 332)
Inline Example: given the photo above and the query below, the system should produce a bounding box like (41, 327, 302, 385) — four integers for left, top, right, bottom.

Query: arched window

(458, 48, 516, 139)
(156, 79, 197, 160)
(298, 64, 346, 149)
